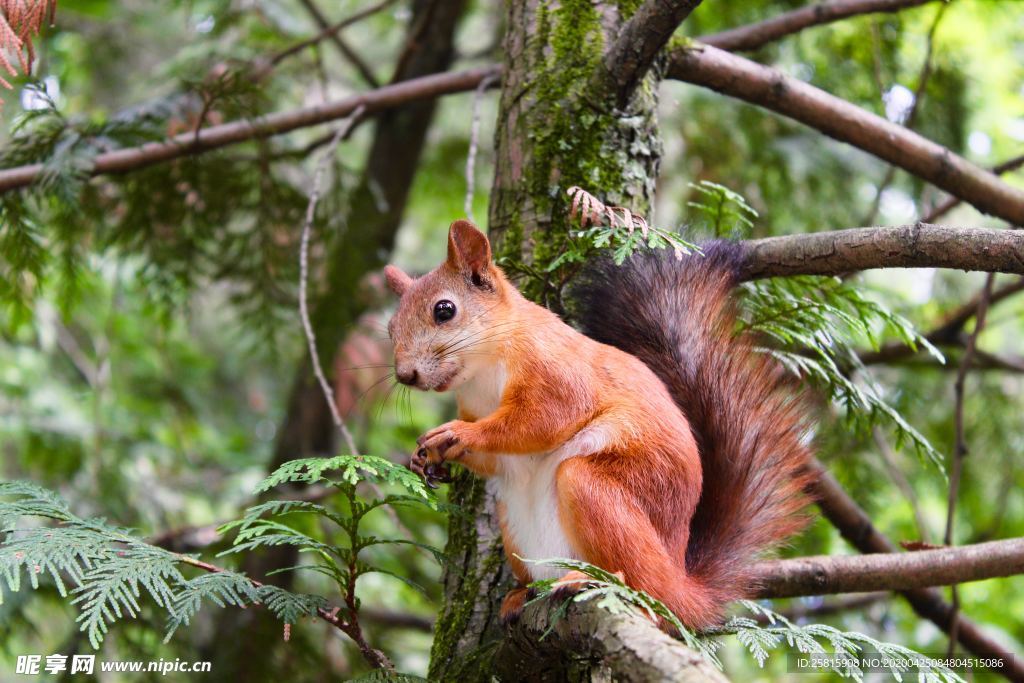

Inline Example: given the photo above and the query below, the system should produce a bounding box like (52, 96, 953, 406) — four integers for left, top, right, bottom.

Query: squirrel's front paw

(409, 447, 451, 488)
(409, 421, 470, 487)
(417, 421, 471, 461)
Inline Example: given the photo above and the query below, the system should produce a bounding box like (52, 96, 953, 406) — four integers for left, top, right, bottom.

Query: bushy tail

(573, 242, 816, 608)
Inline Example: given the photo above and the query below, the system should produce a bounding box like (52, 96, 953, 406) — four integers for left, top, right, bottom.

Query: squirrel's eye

(433, 300, 456, 323)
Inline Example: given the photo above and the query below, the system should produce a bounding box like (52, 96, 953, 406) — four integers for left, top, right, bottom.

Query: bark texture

(753, 537, 1024, 598)
(739, 224, 1024, 279)
(494, 598, 729, 683)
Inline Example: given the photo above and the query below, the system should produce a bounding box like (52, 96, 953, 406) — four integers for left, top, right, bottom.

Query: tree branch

(271, 0, 398, 69)
(738, 224, 1024, 280)
(494, 597, 729, 682)
(922, 153, 1024, 223)
(0, 66, 500, 194)
(294, 0, 387, 87)
(753, 537, 1024, 598)
(594, 0, 703, 108)
(700, 0, 936, 52)
(858, 277, 1024, 366)
(810, 461, 1024, 681)
(666, 45, 1024, 225)
(493, 534, 1024, 681)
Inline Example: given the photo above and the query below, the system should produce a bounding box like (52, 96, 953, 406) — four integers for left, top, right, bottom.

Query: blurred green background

(0, 0, 1021, 680)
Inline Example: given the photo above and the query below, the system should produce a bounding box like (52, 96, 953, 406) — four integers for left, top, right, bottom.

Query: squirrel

(383, 219, 815, 629)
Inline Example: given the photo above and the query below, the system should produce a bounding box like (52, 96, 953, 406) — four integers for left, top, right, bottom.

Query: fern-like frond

(256, 455, 432, 500)
(742, 275, 945, 468)
(0, 481, 346, 649)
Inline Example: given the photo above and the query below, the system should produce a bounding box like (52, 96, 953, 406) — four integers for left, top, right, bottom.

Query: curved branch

(594, 0, 703, 108)
(666, 45, 1024, 225)
(0, 66, 501, 194)
(494, 597, 729, 682)
(738, 224, 1024, 280)
(753, 538, 1024, 598)
(700, 0, 936, 52)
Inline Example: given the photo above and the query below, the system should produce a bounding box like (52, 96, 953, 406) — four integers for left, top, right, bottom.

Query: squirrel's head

(384, 220, 509, 392)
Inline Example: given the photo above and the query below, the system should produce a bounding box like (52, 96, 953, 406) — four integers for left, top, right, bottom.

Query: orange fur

(386, 220, 814, 629)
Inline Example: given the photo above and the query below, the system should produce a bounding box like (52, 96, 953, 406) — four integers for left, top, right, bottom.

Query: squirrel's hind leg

(555, 455, 723, 630)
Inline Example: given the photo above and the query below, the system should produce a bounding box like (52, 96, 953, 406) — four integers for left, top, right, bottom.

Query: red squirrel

(383, 219, 814, 629)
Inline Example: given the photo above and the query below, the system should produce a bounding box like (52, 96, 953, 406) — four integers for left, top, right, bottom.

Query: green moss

(513, 0, 660, 304)
(516, 0, 643, 303)
(428, 472, 508, 682)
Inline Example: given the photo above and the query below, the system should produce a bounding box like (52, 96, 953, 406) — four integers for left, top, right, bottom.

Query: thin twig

(271, 0, 398, 67)
(464, 72, 499, 220)
(296, 108, 426, 555)
(293, 0, 388, 87)
(176, 552, 393, 669)
(860, 1, 947, 225)
(871, 427, 932, 543)
(943, 272, 996, 655)
(299, 106, 366, 456)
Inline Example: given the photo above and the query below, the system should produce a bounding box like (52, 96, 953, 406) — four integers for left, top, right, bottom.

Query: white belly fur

(496, 451, 578, 581)
(457, 364, 609, 581)
(495, 423, 611, 581)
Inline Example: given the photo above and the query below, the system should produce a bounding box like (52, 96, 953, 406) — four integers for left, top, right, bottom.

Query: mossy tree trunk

(428, 1, 673, 680)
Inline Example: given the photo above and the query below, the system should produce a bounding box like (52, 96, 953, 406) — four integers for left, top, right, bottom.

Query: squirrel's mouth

(432, 370, 459, 392)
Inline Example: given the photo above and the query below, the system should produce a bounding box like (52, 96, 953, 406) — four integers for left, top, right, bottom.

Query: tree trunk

(428, 2, 711, 680)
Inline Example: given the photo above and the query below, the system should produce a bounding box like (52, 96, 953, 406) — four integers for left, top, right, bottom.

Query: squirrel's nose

(396, 368, 419, 386)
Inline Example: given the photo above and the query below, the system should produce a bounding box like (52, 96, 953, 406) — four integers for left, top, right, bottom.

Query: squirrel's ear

(384, 265, 413, 296)
(447, 219, 493, 288)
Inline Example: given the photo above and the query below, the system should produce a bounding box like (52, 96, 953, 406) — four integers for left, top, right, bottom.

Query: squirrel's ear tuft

(384, 265, 413, 296)
(447, 219, 493, 288)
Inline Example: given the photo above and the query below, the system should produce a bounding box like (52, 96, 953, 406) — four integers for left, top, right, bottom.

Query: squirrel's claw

(410, 421, 468, 487)
(409, 447, 452, 488)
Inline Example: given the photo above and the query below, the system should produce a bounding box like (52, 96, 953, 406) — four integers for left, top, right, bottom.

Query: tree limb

(0, 66, 500, 194)
(594, 0, 703, 108)
(700, 0, 936, 52)
(666, 44, 1024, 225)
(810, 461, 1024, 681)
(738, 224, 1024, 280)
(494, 597, 729, 682)
(492, 534, 1024, 681)
(753, 537, 1024, 598)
